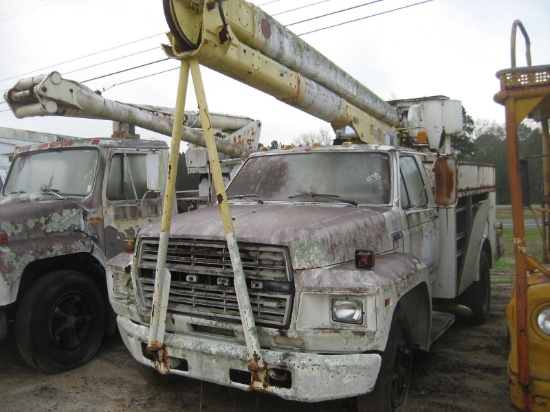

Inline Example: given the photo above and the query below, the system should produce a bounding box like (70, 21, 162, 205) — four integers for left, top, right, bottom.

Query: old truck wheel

(15, 270, 105, 373)
(134, 361, 179, 385)
(357, 309, 412, 412)
(463, 251, 491, 325)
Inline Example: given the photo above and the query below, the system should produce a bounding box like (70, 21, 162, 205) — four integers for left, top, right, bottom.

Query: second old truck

(1, 71, 259, 372)
(107, 0, 503, 411)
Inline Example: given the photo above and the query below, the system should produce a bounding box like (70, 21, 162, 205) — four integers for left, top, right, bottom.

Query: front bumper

(509, 369, 550, 411)
(117, 316, 382, 402)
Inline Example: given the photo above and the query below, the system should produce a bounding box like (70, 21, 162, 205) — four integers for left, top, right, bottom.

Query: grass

(493, 205, 547, 283)
(492, 227, 546, 282)
(496, 206, 513, 220)
(496, 205, 543, 221)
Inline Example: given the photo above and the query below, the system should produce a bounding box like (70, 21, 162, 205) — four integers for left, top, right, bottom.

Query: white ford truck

(108, 137, 501, 409)
(106, 0, 502, 410)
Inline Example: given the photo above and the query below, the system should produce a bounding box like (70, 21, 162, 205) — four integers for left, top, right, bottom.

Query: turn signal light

(355, 250, 375, 269)
(417, 130, 428, 144)
(124, 237, 136, 252)
(0, 231, 7, 246)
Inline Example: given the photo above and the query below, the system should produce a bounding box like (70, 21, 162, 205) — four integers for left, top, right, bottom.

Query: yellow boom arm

(163, 0, 399, 144)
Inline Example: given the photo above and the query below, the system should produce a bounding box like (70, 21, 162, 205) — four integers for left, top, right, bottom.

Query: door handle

(392, 231, 403, 241)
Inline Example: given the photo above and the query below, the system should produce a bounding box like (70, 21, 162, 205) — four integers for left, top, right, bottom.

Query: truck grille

(136, 239, 294, 328)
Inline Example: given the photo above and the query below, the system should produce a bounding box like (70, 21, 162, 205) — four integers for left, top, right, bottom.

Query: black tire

(15, 270, 106, 373)
(358, 308, 413, 412)
(104, 301, 119, 339)
(134, 360, 178, 385)
(462, 251, 491, 325)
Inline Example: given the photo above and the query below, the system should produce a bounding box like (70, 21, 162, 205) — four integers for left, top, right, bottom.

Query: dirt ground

(0, 270, 514, 412)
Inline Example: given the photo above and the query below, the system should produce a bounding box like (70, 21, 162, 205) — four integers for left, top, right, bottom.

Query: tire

(462, 251, 491, 325)
(357, 308, 413, 412)
(15, 270, 106, 373)
(104, 302, 119, 339)
(134, 361, 179, 385)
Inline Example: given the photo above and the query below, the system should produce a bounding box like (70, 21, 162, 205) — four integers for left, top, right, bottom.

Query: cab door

(102, 149, 165, 259)
(399, 155, 439, 274)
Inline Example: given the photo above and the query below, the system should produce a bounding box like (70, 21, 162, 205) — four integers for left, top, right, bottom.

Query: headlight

(332, 298, 363, 324)
(537, 306, 550, 336)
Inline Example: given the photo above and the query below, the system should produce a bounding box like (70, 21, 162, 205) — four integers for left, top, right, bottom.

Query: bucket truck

(105, 1, 503, 411)
(0, 71, 260, 372)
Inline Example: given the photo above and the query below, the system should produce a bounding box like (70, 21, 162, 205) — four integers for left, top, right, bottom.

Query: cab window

(106, 152, 156, 200)
(400, 156, 428, 209)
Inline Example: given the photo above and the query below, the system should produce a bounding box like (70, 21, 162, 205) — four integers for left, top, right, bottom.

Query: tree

(469, 120, 509, 204)
(517, 122, 543, 206)
(292, 127, 334, 146)
(451, 107, 476, 160)
(175, 151, 200, 191)
(469, 120, 543, 205)
(269, 140, 283, 149)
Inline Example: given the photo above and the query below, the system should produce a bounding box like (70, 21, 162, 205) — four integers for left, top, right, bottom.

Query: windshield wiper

(227, 194, 264, 204)
(42, 188, 66, 200)
(288, 192, 357, 207)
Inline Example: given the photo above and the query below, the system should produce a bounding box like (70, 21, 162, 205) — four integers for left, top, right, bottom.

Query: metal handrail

(511, 19, 532, 68)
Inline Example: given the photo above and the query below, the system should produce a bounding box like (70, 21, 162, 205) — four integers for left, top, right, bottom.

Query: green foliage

(451, 107, 476, 160)
(175, 152, 200, 191)
(468, 119, 542, 205)
(269, 140, 283, 149)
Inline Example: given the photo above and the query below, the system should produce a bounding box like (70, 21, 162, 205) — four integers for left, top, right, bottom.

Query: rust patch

(249, 353, 269, 390)
(261, 18, 271, 39)
(217, 193, 224, 204)
(147, 344, 172, 375)
(88, 217, 103, 224)
(250, 351, 262, 370)
(434, 156, 457, 206)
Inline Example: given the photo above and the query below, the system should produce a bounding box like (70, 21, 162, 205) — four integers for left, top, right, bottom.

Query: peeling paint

(44, 210, 80, 233)
(1, 222, 24, 236)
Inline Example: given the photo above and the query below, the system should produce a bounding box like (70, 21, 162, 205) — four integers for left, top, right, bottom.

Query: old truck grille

(137, 239, 294, 328)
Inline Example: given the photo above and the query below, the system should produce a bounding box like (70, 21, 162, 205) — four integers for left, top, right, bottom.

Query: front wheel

(15, 270, 106, 373)
(357, 308, 413, 412)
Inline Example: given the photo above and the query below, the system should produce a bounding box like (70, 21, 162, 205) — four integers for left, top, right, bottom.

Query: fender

(295, 252, 430, 352)
(0, 202, 94, 306)
(457, 199, 491, 295)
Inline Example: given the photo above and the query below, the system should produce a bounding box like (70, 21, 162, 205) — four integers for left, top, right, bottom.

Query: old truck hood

(0, 194, 90, 305)
(0, 194, 84, 238)
(139, 203, 391, 270)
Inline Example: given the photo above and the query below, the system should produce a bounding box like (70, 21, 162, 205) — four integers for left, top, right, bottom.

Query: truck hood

(0, 194, 90, 305)
(0, 194, 84, 237)
(139, 203, 392, 270)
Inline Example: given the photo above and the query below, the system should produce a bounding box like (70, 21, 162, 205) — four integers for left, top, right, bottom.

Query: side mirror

(146, 152, 163, 191)
(434, 155, 458, 207)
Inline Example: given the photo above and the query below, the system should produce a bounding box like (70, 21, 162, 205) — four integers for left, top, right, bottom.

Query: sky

(0, 0, 549, 150)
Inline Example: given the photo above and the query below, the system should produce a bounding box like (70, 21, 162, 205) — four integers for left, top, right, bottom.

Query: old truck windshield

(227, 151, 391, 204)
(4, 149, 99, 196)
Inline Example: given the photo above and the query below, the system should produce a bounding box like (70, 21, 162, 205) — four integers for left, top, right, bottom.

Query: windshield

(227, 151, 391, 205)
(4, 148, 99, 196)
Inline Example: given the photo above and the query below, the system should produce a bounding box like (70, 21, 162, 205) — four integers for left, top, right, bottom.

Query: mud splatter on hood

(0, 194, 83, 238)
(138, 203, 392, 269)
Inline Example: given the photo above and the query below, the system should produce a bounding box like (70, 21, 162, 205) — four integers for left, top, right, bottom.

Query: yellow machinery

(494, 20, 550, 411)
